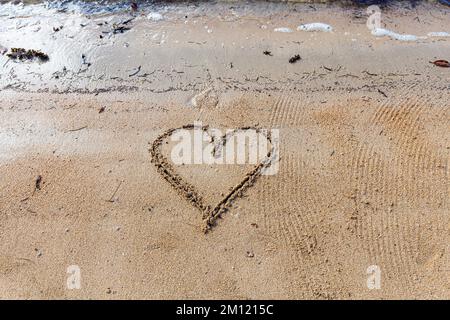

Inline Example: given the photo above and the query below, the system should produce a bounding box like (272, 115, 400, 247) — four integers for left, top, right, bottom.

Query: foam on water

(371, 28, 424, 42)
(371, 28, 450, 42)
(297, 23, 333, 32)
(148, 12, 163, 21)
(0, 1, 128, 17)
(274, 27, 293, 33)
(427, 31, 450, 37)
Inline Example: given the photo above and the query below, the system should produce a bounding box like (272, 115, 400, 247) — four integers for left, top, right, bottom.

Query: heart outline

(150, 124, 275, 233)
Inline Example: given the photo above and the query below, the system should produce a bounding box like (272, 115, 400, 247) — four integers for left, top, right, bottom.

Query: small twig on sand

(363, 70, 378, 76)
(107, 181, 123, 203)
(35, 175, 42, 190)
(66, 126, 87, 133)
(338, 73, 359, 78)
(32, 175, 42, 196)
(377, 89, 388, 98)
(128, 65, 141, 77)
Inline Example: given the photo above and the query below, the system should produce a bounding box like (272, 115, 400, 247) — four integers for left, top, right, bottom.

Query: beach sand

(0, 1, 449, 299)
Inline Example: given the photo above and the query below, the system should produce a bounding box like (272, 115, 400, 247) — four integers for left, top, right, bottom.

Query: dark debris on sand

(7, 48, 49, 62)
(289, 54, 301, 64)
(430, 59, 450, 68)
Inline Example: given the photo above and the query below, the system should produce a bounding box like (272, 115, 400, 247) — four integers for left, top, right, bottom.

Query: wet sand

(0, 1, 449, 299)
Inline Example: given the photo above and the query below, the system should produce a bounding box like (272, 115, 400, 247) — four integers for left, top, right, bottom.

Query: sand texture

(0, 1, 449, 299)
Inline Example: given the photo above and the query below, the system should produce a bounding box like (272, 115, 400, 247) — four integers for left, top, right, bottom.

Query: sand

(0, 1, 449, 299)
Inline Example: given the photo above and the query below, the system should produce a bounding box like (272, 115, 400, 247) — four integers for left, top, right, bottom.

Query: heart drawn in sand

(150, 124, 276, 233)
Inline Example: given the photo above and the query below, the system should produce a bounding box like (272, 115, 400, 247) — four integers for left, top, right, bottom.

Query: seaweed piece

(289, 54, 301, 64)
(6, 48, 49, 62)
(430, 60, 450, 68)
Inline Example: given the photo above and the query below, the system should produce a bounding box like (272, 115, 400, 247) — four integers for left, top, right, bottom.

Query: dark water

(0, 0, 441, 5)
(0, 0, 446, 16)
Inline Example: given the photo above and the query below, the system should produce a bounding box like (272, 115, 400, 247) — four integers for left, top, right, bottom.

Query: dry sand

(0, 1, 449, 299)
